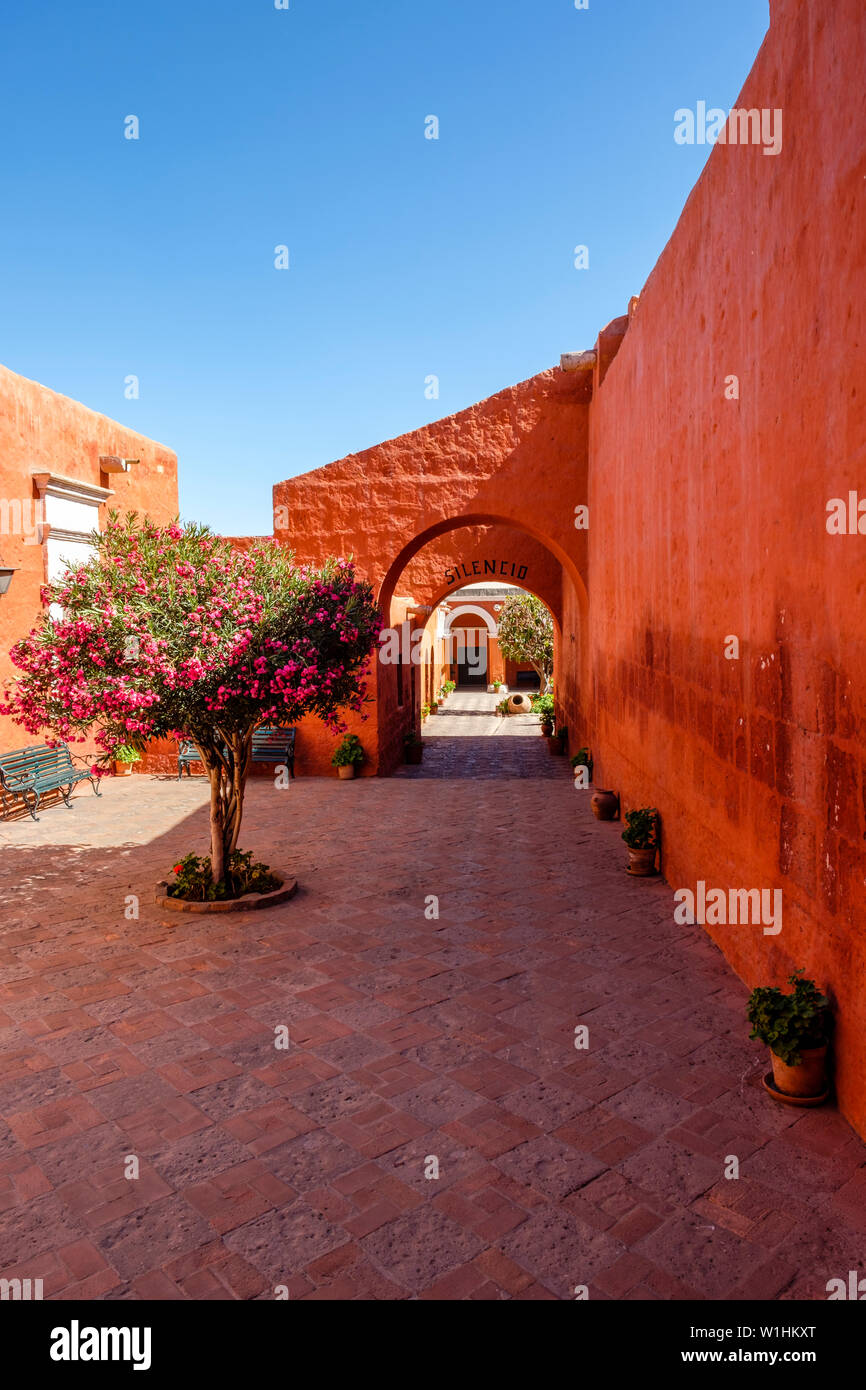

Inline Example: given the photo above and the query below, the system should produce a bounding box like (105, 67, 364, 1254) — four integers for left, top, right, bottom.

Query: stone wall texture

(587, 0, 866, 1135)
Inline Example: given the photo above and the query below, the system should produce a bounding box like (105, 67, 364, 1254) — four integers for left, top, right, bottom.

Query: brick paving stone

(499, 1207, 625, 1299)
(0, 691, 864, 1300)
(494, 1136, 606, 1202)
(94, 1195, 217, 1281)
(359, 1205, 483, 1293)
(222, 1200, 349, 1286)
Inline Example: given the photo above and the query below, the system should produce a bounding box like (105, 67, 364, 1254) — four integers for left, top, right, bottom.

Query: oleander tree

(496, 593, 554, 691)
(0, 514, 381, 884)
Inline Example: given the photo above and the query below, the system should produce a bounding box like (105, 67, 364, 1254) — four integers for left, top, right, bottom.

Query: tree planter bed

(155, 875, 298, 913)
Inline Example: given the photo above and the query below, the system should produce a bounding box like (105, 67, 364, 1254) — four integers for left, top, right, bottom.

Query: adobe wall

(586, 0, 866, 1130)
(274, 367, 590, 613)
(273, 373, 589, 775)
(0, 364, 178, 759)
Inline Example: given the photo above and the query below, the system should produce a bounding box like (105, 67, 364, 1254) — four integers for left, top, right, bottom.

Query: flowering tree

(0, 515, 381, 886)
(496, 593, 554, 691)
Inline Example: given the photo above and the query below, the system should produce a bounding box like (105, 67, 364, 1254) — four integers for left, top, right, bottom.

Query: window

(31, 473, 113, 616)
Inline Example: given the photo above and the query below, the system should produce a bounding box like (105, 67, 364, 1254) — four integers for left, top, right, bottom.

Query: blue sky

(0, 0, 769, 536)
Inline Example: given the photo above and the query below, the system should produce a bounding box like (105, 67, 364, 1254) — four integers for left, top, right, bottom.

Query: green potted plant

(571, 747, 593, 785)
(495, 696, 510, 717)
(403, 731, 423, 764)
(747, 970, 831, 1102)
(429, 698, 439, 716)
(421, 702, 431, 721)
(492, 679, 502, 693)
(533, 691, 555, 738)
(622, 807, 659, 875)
(112, 744, 142, 777)
(556, 724, 569, 755)
(332, 733, 365, 780)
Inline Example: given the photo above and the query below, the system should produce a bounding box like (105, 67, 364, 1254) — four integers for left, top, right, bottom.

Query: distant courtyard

(0, 693, 863, 1300)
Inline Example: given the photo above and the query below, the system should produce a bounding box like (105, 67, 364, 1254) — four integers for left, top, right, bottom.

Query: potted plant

(332, 733, 365, 780)
(429, 699, 439, 716)
(403, 731, 424, 764)
(546, 718, 566, 755)
(591, 788, 620, 820)
(495, 696, 510, 717)
(571, 747, 593, 785)
(533, 691, 555, 737)
(421, 702, 431, 721)
(747, 969, 831, 1102)
(112, 744, 142, 777)
(622, 807, 659, 875)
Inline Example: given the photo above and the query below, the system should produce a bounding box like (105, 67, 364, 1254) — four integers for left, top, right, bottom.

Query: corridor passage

(398, 689, 549, 779)
(0, 708, 863, 1301)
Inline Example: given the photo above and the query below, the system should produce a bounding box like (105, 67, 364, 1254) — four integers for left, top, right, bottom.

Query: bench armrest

(0, 768, 37, 790)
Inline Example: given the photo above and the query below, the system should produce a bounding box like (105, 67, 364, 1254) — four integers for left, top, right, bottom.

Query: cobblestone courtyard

(0, 693, 863, 1300)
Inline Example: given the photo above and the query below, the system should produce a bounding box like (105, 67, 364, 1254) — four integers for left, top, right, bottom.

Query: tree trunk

(199, 731, 252, 887)
(531, 663, 550, 693)
(209, 768, 226, 885)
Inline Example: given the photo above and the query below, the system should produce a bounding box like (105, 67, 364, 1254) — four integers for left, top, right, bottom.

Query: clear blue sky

(0, 0, 769, 536)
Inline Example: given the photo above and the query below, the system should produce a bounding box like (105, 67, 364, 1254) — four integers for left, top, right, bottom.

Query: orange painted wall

(585, 0, 866, 1131)
(274, 368, 590, 616)
(0, 364, 178, 760)
(273, 377, 589, 774)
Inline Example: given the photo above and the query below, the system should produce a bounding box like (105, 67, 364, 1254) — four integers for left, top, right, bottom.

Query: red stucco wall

(0, 364, 178, 760)
(585, 0, 866, 1131)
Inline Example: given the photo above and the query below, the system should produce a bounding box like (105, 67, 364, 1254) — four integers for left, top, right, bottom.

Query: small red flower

(173, 864, 183, 874)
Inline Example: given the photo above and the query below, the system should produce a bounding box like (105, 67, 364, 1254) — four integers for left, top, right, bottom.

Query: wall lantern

(0, 566, 17, 596)
(99, 456, 140, 474)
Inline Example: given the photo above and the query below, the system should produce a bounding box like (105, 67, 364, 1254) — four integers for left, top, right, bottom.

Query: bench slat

(176, 730, 296, 777)
(0, 741, 101, 822)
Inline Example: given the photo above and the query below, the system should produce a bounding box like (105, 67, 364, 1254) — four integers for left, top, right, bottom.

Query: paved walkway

(0, 691, 864, 1300)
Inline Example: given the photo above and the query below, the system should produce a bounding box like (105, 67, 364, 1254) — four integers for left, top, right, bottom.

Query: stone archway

(272, 366, 591, 774)
(442, 603, 498, 636)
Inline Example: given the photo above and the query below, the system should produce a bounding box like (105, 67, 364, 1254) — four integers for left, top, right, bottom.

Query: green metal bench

(177, 728, 296, 780)
(0, 743, 102, 821)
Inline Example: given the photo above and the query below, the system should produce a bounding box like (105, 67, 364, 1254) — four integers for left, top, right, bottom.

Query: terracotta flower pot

(626, 845, 658, 876)
(113, 762, 134, 776)
(591, 789, 619, 820)
(771, 1045, 828, 1098)
(337, 765, 356, 780)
